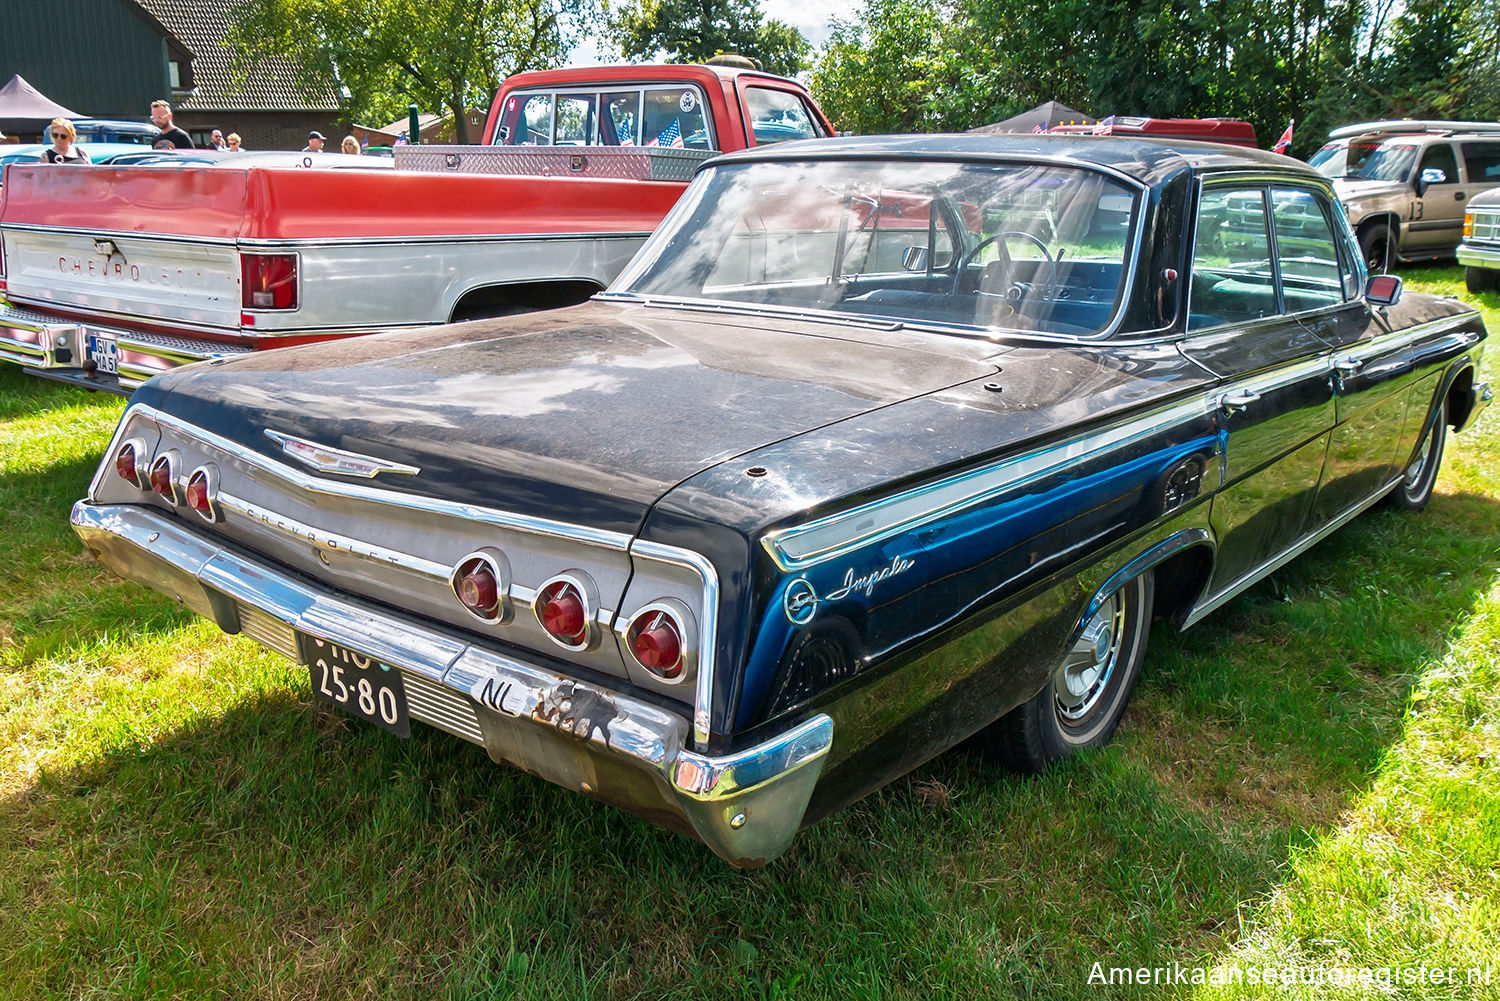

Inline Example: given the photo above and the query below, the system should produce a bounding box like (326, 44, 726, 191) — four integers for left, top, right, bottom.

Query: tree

(808, 0, 951, 134)
(615, 0, 810, 77)
(227, 0, 596, 142)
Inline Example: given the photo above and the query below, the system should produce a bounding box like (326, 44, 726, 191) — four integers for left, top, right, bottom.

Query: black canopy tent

(0, 75, 81, 138)
(968, 101, 1096, 134)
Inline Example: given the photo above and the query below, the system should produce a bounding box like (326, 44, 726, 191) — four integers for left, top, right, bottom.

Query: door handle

(1456, 191, 1466, 201)
(1219, 389, 1261, 415)
(1333, 355, 1364, 375)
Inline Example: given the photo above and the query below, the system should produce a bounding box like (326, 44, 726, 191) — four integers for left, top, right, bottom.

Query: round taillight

(458, 562, 498, 616)
(449, 551, 510, 624)
(630, 610, 683, 679)
(537, 580, 588, 646)
(621, 599, 696, 684)
(185, 469, 212, 514)
(115, 442, 142, 488)
(149, 458, 175, 500)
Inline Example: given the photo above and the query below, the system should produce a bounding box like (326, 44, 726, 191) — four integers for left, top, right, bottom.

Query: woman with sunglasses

(42, 118, 87, 164)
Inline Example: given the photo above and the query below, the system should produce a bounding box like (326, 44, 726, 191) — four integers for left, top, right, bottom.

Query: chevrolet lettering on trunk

(74, 135, 1490, 866)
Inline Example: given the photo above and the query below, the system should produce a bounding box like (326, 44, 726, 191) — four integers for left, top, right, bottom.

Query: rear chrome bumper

(71, 500, 833, 866)
(0, 304, 251, 394)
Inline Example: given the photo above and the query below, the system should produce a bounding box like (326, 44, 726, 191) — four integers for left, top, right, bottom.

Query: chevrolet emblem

(264, 430, 420, 478)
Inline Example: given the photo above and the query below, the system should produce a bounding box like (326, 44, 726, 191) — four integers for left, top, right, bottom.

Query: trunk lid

(141, 301, 1004, 536)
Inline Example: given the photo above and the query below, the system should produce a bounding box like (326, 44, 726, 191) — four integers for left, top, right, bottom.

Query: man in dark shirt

(150, 101, 195, 150)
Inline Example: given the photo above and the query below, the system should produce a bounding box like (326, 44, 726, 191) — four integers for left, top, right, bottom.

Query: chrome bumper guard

(0, 304, 252, 391)
(71, 501, 833, 866)
(1457, 243, 1500, 269)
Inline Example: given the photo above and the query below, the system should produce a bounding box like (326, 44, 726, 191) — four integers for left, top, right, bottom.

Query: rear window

(493, 85, 713, 148)
(744, 88, 827, 146)
(1462, 142, 1500, 182)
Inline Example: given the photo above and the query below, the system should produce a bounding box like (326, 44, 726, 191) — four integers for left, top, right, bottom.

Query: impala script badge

(265, 430, 421, 478)
(783, 554, 916, 625)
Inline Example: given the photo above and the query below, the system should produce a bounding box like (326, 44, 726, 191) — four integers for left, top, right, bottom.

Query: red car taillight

(624, 601, 695, 683)
(241, 253, 298, 310)
(449, 551, 510, 623)
(148, 454, 179, 504)
(535, 575, 594, 649)
(185, 468, 213, 516)
(114, 440, 144, 488)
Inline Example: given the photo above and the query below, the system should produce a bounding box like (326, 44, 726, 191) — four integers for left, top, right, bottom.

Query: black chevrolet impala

(73, 136, 1490, 865)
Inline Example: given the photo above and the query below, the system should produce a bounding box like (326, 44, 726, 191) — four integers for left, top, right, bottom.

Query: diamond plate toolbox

(392, 145, 714, 182)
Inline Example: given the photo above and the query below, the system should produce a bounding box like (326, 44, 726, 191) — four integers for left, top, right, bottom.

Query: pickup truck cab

(0, 63, 833, 395)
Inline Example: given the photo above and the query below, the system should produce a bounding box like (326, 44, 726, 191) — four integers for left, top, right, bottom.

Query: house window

(169, 61, 183, 89)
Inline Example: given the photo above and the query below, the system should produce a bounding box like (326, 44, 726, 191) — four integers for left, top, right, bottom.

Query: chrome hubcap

(1054, 593, 1123, 721)
(1404, 428, 1434, 488)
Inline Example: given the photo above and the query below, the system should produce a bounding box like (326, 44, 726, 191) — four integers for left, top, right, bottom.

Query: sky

(567, 0, 861, 66)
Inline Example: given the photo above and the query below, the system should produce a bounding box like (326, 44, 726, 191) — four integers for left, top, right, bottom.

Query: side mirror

(901, 246, 931, 272)
(1364, 273, 1403, 306)
(1416, 166, 1446, 195)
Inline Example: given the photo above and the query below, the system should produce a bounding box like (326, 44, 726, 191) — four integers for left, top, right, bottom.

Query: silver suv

(1311, 120, 1500, 272)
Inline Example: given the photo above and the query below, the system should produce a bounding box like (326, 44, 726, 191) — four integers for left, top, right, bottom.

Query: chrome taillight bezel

(449, 548, 512, 624)
(533, 571, 599, 651)
(185, 464, 222, 523)
(149, 450, 182, 506)
(621, 598, 697, 684)
(114, 437, 148, 490)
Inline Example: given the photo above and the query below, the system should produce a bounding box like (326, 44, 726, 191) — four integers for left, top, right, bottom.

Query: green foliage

(613, 0, 810, 77)
(226, 0, 597, 141)
(810, 0, 1500, 158)
(808, 0, 949, 134)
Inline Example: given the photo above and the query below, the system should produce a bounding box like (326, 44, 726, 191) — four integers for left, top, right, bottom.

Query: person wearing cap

(149, 100, 194, 149)
(303, 131, 326, 153)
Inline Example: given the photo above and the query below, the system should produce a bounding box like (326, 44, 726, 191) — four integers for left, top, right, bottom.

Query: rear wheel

(1385, 396, 1447, 511)
(982, 572, 1154, 773)
(1360, 224, 1395, 274)
(1466, 266, 1500, 295)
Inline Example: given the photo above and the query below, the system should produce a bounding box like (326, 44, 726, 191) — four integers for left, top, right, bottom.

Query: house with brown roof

(133, 0, 341, 149)
(0, 0, 339, 150)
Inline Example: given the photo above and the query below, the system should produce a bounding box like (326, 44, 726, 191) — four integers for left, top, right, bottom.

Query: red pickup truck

(0, 63, 833, 395)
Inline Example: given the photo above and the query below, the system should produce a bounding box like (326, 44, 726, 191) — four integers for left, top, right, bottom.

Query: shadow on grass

(3, 484, 1497, 1001)
(0, 452, 194, 662)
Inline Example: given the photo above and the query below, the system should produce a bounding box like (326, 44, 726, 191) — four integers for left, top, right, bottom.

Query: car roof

(708, 133, 1320, 186)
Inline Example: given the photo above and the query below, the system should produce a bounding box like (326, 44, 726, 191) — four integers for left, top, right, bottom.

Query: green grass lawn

(1, 266, 1497, 999)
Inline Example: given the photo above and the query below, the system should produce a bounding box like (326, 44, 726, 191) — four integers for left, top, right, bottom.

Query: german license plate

(86, 331, 118, 374)
(299, 633, 410, 737)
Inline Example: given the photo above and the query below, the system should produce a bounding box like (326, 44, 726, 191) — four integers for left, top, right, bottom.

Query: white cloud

(761, 0, 862, 47)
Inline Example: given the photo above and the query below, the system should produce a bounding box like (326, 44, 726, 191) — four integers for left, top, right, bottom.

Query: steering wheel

(952, 230, 1055, 300)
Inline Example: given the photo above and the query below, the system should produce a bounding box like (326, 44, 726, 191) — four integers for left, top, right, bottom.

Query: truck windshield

(1341, 141, 1419, 181)
(612, 158, 1140, 338)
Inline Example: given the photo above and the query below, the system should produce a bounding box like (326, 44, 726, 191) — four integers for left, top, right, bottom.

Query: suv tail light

(241, 253, 298, 310)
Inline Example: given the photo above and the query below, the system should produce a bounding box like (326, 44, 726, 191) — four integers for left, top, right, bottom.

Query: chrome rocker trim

(71, 499, 830, 867)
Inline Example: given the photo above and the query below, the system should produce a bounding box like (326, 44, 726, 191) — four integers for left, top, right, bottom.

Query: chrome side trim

(104, 404, 634, 552)
(1184, 481, 1397, 627)
(762, 390, 1223, 572)
(1081, 528, 1213, 630)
